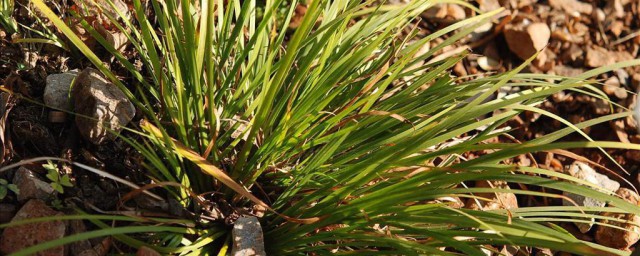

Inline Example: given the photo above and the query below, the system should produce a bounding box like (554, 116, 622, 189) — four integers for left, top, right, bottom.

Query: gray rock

(562, 161, 620, 232)
(232, 216, 266, 256)
(12, 166, 55, 202)
(72, 68, 135, 145)
(44, 70, 79, 111)
(0, 199, 66, 256)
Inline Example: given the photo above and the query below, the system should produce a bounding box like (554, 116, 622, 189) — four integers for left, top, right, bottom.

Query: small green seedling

(0, 178, 19, 200)
(43, 161, 73, 194)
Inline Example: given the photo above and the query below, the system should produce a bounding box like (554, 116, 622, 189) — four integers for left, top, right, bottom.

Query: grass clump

(14, 0, 640, 255)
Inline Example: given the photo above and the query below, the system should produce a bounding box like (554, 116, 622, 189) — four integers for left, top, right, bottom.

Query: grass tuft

(18, 0, 640, 255)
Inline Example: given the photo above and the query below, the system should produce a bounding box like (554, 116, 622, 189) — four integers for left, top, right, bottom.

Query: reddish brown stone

(594, 188, 640, 250)
(0, 200, 66, 256)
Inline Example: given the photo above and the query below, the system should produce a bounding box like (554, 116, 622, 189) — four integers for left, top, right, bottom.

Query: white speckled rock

(44, 70, 79, 111)
(562, 162, 620, 233)
(72, 68, 135, 145)
(232, 216, 266, 256)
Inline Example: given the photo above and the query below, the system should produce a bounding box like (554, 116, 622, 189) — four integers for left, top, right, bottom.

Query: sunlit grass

(17, 0, 640, 255)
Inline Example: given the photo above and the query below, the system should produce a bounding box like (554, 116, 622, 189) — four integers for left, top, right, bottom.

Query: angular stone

(560, 44, 584, 64)
(585, 46, 616, 68)
(12, 166, 55, 202)
(614, 88, 627, 99)
(548, 0, 593, 16)
(616, 69, 630, 86)
(603, 76, 628, 99)
(44, 70, 79, 111)
(595, 188, 640, 250)
(562, 162, 620, 232)
(610, 20, 624, 37)
(232, 216, 266, 256)
(551, 65, 584, 77)
(533, 48, 556, 71)
(612, 51, 635, 62)
(616, 187, 639, 204)
(0, 199, 66, 256)
(72, 68, 135, 145)
(95, 21, 129, 51)
(504, 22, 550, 60)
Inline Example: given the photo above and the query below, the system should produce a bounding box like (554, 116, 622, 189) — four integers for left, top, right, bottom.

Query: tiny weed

(0, 178, 19, 200)
(43, 161, 73, 194)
